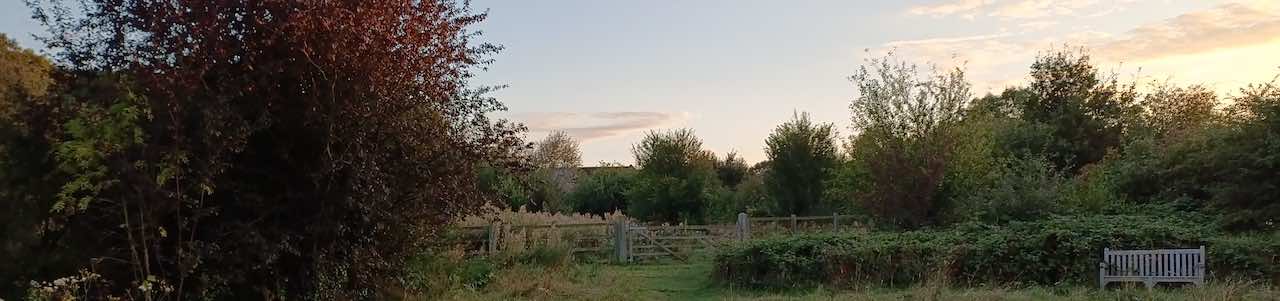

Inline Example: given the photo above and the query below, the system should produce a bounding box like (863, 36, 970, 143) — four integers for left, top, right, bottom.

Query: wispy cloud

(989, 0, 1100, 20)
(906, 0, 1142, 20)
(879, 32, 1039, 93)
(882, 1, 1280, 94)
(885, 33, 1013, 47)
(1092, 1, 1280, 62)
(907, 0, 992, 19)
(514, 112, 689, 141)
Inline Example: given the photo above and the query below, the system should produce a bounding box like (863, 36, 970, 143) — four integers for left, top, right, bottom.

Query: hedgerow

(715, 214, 1278, 289)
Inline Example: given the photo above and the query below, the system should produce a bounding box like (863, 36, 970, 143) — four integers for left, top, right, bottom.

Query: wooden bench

(1100, 246, 1205, 288)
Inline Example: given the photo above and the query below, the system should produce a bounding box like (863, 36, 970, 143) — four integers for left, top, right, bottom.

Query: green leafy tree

(714, 151, 749, 188)
(1019, 50, 1140, 172)
(1196, 81, 1280, 230)
(0, 34, 69, 298)
(477, 163, 533, 209)
(567, 167, 637, 215)
(848, 55, 969, 229)
(628, 129, 719, 223)
(763, 112, 838, 215)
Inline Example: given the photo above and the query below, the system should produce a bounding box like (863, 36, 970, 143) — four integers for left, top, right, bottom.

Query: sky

(3, 0, 1279, 165)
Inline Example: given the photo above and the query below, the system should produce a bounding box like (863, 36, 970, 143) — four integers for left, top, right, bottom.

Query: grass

(430, 254, 1280, 301)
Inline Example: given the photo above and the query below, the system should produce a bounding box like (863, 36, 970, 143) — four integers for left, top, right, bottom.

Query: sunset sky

(3, 0, 1278, 165)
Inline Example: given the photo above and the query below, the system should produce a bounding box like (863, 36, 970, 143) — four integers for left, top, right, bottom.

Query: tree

(1140, 83, 1220, 139)
(524, 131, 581, 212)
(0, 34, 53, 128)
(25, 0, 524, 299)
(714, 151, 749, 188)
(763, 112, 838, 215)
(477, 163, 533, 209)
(567, 167, 637, 216)
(1020, 49, 1139, 172)
(0, 33, 68, 298)
(848, 55, 969, 229)
(530, 131, 582, 169)
(628, 129, 719, 223)
(1208, 80, 1280, 230)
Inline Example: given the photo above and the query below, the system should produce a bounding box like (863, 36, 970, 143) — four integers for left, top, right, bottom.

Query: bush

(715, 214, 1277, 289)
(516, 245, 572, 267)
(403, 243, 573, 298)
(567, 167, 636, 215)
(948, 155, 1067, 224)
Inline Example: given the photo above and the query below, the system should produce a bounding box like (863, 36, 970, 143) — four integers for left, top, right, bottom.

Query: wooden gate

(619, 224, 723, 262)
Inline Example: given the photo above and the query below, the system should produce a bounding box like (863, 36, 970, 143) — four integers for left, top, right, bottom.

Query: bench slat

(1101, 246, 1205, 288)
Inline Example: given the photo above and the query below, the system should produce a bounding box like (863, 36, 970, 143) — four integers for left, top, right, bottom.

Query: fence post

(790, 214, 797, 232)
(614, 221, 630, 263)
(832, 213, 838, 231)
(736, 212, 750, 241)
(487, 222, 500, 254)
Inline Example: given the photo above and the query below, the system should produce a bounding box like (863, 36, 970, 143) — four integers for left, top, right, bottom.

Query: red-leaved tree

(25, 0, 524, 299)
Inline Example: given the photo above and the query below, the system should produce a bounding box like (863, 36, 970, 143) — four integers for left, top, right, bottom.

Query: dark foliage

(715, 215, 1278, 289)
(764, 112, 838, 215)
(14, 0, 525, 299)
(628, 129, 718, 223)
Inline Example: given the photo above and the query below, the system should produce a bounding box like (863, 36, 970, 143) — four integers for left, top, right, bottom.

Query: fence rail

(452, 212, 864, 263)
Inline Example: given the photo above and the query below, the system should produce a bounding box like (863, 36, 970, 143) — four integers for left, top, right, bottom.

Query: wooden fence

(455, 221, 615, 258)
(734, 212, 865, 240)
(453, 212, 864, 263)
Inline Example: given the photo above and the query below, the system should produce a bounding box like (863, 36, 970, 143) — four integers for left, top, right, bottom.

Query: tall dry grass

(458, 203, 627, 227)
(452, 204, 629, 259)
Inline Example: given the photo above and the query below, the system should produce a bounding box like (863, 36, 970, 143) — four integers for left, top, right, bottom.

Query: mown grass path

(575, 260, 1279, 301)
(601, 262, 720, 300)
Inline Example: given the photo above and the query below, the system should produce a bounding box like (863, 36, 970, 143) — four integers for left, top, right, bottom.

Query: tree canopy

(764, 112, 838, 215)
(9, 0, 525, 299)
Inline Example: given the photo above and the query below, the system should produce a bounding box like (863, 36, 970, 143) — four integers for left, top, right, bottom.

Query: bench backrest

(1102, 246, 1204, 278)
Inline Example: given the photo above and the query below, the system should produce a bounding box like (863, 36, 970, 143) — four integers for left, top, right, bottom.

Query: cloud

(989, 0, 1099, 20)
(1091, 1, 1280, 62)
(1017, 20, 1059, 32)
(906, 0, 1141, 20)
(880, 32, 1038, 90)
(885, 33, 1013, 47)
(514, 111, 689, 141)
(879, 1, 1280, 94)
(907, 0, 992, 19)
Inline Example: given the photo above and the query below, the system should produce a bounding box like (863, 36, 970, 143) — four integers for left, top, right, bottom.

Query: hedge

(714, 215, 1279, 288)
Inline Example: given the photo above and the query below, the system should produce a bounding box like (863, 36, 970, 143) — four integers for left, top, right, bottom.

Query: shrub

(567, 167, 637, 216)
(715, 214, 1277, 289)
(516, 245, 572, 267)
(948, 155, 1067, 224)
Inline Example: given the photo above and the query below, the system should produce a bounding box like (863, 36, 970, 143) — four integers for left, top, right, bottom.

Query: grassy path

(600, 262, 720, 300)
(576, 260, 1280, 301)
(452, 259, 1279, 300)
